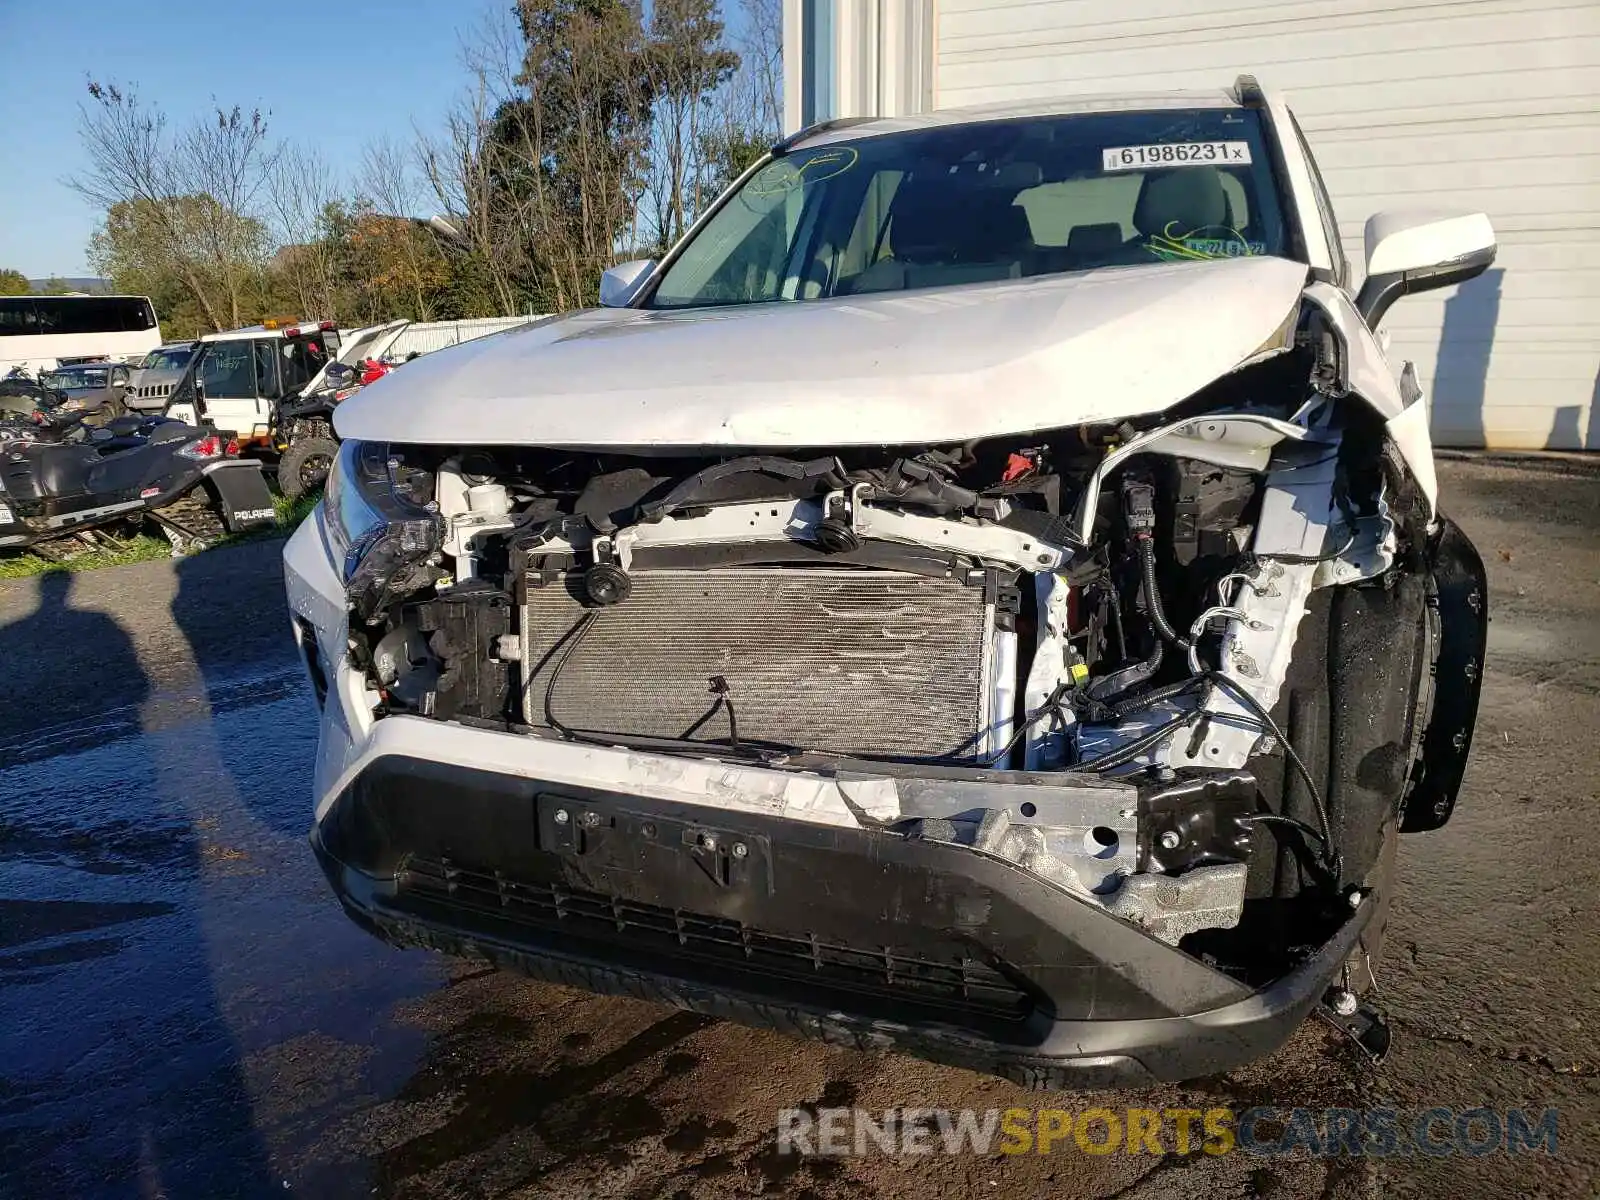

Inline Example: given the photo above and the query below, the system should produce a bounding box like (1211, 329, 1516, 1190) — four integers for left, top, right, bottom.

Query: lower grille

(519, 567, 994, 760)
(401, 856, 1032, 1021)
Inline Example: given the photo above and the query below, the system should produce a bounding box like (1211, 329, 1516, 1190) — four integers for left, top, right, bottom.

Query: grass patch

(275, 489, 320, 527)
(0, 490, 321, 580)
(0, 533, 173, 579)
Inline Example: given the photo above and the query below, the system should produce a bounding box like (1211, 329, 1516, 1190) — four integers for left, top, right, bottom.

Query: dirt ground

(0, 455, 1595, 1199)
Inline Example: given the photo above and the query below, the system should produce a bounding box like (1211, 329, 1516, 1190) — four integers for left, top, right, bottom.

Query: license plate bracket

(536, 793, 774, 900)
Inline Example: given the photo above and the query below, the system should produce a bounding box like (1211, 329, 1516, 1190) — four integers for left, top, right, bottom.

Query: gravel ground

(0, 455, 1595, 1199)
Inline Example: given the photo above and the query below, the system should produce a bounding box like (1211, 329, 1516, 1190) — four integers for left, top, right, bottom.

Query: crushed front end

(285, 317, 1484, 1086)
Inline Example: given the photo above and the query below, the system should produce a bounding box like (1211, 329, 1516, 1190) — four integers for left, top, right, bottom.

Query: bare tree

(427, 0, 656, 313)
(738, 0, 783, 139)
(420, 7, 529, 314)
(357, 136, 446, 320)
(265, 143, 344, 319)
(641, 0, 737, 251)
(71, 81, 277, 329)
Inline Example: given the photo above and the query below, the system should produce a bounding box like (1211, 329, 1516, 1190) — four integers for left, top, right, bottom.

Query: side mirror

(599, 258, 656, 308)
(1355, 210, 1496, 329)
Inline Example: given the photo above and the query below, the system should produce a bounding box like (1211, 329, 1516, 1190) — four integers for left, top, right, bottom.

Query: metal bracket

(1170, 437, 1395, 771)
(1315, 990, 1392, 1064)
(840, 484, 1072, 571)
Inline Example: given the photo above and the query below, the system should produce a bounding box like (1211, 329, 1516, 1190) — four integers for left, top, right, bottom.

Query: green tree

(491, 0, 656, 310)
(0, 268, 29, 295)
(91, 196, 273, 335)
(699, 127, 768, 198)
(642, 0, 739, 250)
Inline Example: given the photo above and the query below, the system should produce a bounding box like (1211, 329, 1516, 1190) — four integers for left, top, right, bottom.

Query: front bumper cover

(314, 754, 1372, 1088)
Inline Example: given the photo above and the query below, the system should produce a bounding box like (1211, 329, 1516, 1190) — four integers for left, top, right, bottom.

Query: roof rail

(771, 116, 877, 155)
(1232, 74, 1266, 107)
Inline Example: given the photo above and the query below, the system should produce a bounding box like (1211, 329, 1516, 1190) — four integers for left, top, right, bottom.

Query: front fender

(1301, 282, 1438, 517)
(1400, 515, 1488, 832)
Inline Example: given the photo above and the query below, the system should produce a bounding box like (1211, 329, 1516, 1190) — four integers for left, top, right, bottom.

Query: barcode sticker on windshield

(1102, 142, 1252, 171)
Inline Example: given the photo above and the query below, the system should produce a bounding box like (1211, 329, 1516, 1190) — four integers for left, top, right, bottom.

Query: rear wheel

(278, 435, 338, 499)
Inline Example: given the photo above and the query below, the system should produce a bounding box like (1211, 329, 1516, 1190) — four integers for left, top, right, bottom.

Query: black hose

(1250, 528, 1357, 566)
(679, 678, 741, 747)
(1110, 674, 1205, 719)
(1077, 708, 1203, 773)
(539, 611, 774, 761)
(541, 611, 601, 739)
(1085, 641, 1162, 703)
(1136, 532, 1190, 648)
(1105, 582, 1129, 663)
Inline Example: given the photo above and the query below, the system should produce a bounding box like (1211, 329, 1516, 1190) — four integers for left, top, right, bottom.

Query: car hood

(336, 256, 1308, 448)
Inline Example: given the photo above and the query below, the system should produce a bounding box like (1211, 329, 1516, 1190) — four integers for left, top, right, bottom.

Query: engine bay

(330, 341, 1423, 960)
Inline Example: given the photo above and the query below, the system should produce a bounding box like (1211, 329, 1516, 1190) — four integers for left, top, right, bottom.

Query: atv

(0, 383, 276, 557)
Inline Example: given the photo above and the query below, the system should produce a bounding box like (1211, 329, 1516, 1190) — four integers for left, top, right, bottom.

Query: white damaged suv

(284, 78, 1491, 1087)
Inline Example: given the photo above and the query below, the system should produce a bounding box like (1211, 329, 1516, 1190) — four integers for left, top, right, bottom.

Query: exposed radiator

(519, 567, 997, 761)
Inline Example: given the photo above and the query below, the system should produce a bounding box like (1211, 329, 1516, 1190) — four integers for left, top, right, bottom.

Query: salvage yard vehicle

(39, 360, 132, 426)
(268, 320, 408, 499)
(0, 380, 277, 554)
(0, 294, 162, 376)
(125, 341, 197, 413)
(163, 320, 340, 447)
(285, 78, 1491, 1086)
(161, 318, 408, 493)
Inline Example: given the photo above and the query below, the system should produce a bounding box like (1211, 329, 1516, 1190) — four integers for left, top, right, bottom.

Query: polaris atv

(0, 382, 277, 556)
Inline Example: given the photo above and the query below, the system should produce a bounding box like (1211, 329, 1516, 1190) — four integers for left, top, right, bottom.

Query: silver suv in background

(126, 342, 197, 413)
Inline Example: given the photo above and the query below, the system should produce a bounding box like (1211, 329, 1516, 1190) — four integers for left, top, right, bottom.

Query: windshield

(141, 347, 193, 371)
(646, 108, 1290, 309)
(43, 366, 108, 390)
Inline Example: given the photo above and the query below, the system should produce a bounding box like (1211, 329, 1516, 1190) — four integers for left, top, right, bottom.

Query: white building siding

(931, 0, 1600, 449)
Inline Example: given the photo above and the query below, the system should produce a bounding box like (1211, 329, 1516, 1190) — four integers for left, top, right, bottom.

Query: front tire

(278, 435, 338, 499)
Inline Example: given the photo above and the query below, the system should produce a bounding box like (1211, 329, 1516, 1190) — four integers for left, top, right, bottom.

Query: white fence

(389, 315, 547, 359)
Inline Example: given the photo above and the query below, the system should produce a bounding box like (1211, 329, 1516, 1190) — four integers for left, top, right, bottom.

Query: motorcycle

(0, 378, 278, 557)
(271, 356, 395, 500)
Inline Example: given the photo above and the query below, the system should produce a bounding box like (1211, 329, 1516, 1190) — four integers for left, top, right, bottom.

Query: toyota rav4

(283, 78, 1491, 1087)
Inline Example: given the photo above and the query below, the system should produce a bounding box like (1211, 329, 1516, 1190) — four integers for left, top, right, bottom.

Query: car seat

(1130, 166, 1235, 251)
(843, 181, 1037, 295)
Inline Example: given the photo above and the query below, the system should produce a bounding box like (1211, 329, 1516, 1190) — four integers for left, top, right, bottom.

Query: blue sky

(0, 0, 507, 278)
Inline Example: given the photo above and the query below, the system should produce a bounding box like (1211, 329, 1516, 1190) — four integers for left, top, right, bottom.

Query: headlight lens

(322, 439, 443, 620)
(322, 439, 385, 572)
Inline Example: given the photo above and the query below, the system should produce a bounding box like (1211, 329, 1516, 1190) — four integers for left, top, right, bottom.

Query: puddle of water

(0, 682, 445, 1197)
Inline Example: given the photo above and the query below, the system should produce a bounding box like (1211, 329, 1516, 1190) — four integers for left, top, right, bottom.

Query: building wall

(789, 0, 1600, 450)
(782, 0, 934, 133)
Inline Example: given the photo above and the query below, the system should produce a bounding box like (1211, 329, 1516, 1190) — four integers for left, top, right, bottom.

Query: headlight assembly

(322, 439, 443, 622)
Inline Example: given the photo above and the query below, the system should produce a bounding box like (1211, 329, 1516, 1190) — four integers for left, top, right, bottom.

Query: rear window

(43, 366, 109, 389)
(141, 347, 194, 371)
